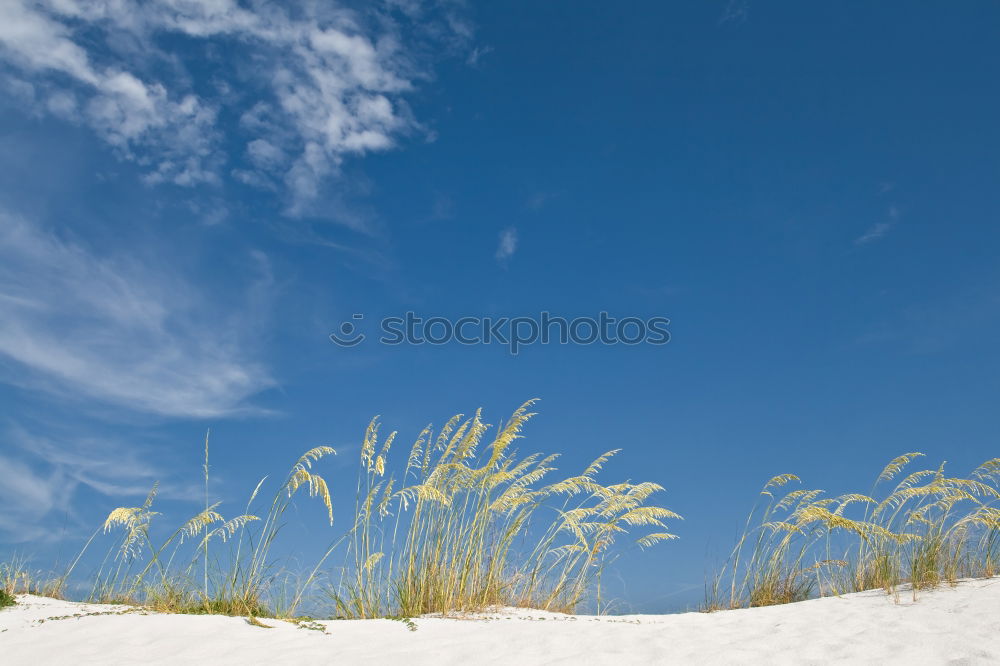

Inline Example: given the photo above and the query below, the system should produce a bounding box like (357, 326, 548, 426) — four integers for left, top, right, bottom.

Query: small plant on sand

(707, 453, 1000, 610)
(1, 559, 29, 602)
(0, 557, 63, 600)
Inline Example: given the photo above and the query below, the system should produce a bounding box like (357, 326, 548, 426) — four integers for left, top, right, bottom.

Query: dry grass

(0, 561, 18, 608)
(707, 453, 1000, 610)
(81, 442, 334, 618)
(329, 401, 680, 617)
(2, 401, 678, 620)
(0, 557, 64, 600)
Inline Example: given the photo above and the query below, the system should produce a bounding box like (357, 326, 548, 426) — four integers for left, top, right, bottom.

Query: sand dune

(3, 578, 999, 665)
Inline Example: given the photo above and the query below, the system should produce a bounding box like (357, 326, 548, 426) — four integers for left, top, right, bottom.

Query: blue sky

(1, 1, 999, 611)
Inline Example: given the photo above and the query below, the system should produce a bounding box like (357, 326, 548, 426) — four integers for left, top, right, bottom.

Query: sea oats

(328, 401, 679, 617)
(971, 457, 1000, 482)
(179, 506, 224, 542)
(209, 515, 260, 543)
(878, 452, 927, 482)
(28, 402, 679, 619)
(709, 452, 1000, 610)
(761, 474, 800, 496)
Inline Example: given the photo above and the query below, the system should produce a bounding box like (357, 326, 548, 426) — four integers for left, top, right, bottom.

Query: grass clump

(330, 400, 680, 617)
(12, 400, 677, 621)
(0, 588, 14, 609)
(80, 442, 335, 619)
(0, 558, 64, 600)
(707, 453, 1000, 610)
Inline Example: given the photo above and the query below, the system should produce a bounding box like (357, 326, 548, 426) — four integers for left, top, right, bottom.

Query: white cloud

(720, 0, 749, 24)
(0, 1, 221, 186)
(855, 222, 891, 245)
(496, 226, 518, 264)
(0, 424, 194, 542)
(855, 205, 900, 245)
(466, 45, 493, 67)
(246, 139, 287, 170)
(0, 453, 71, 542)
(0, 211, 273, 418)
(0, 0, 469, 216)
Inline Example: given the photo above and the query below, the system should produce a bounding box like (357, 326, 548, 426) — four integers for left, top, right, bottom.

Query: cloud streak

(855, 221, 892, 245)
(0, 424, 194, 542)
(0, 211, 273, 418)
(496, 227, 518, 264)
(855, 205, 899, 245)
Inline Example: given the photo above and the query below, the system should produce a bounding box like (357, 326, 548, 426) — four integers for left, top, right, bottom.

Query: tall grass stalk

(203, 429, 210, 601)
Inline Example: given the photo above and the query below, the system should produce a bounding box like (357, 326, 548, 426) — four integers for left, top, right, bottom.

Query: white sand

(3, 578, 999, 665)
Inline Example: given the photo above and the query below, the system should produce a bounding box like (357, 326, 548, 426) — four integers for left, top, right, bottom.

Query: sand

(2, 578, 999, 665)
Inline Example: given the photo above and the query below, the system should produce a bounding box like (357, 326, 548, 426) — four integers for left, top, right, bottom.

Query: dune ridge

(3, 578, 998, 665)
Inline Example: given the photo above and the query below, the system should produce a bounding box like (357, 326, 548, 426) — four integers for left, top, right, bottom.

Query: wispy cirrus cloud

(855, 221, 892, 245)
(0, 453, 73, 542)
(0, 424, 195, 542)
(495, 226, 518, 264)
(0, 0, 471, 219)
(720, 0, 749, 24)
(0, 210, 273, 418)
(855, 205, 899, 245)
